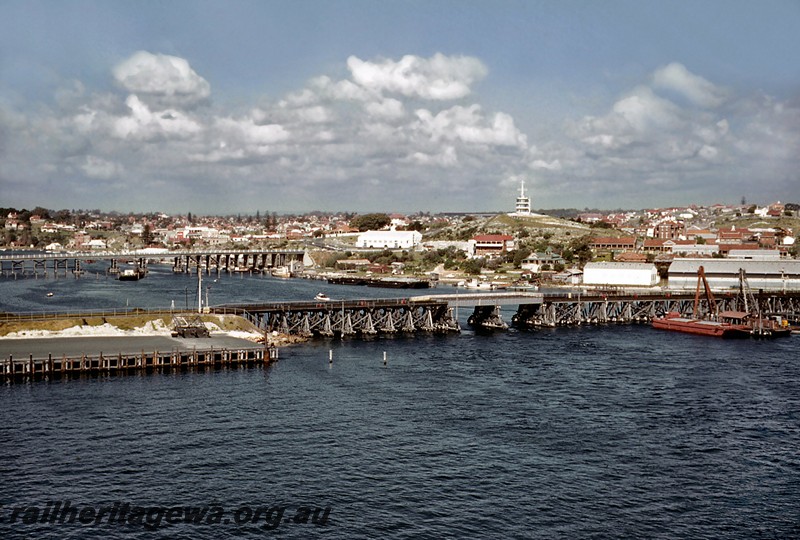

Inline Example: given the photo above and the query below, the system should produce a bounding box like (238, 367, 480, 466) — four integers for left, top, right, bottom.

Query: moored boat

(270, 266, 291, 278)
(653, 266, 793, 338)
(463, 279, 495, 290)
(652, 312, 751, 338)
(118, 268, 146, 281)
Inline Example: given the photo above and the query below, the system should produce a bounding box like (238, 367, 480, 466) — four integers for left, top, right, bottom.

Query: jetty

(2, 344, 274, 380)
(0, 311, 277, 381)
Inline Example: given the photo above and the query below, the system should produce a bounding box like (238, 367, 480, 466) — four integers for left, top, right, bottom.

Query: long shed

(667, 258, 800, 290)
(582, 262, 659, 287)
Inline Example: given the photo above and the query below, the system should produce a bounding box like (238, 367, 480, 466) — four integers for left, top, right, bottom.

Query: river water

(1, 266, 799, 538)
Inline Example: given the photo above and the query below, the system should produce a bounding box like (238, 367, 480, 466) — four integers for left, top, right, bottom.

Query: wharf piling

(2, 345, 277, 381)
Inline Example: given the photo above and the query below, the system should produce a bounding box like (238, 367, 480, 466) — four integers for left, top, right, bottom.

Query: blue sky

(1, 0, 799, 214)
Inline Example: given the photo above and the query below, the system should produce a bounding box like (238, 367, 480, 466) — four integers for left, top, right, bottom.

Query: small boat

(271, 266, 291, 278)
(463, 279, 495, 290)
(46, 292, 54, 297)
(314, 293, 331, 301)
(119, 268, 146, 281)
(743, 314, 792, 338)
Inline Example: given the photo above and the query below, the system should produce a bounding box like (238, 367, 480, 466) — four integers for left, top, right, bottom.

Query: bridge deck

(0, 248, 304, 262)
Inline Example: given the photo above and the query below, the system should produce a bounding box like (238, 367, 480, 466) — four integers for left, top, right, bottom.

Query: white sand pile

(202, 321, 263, 342)
(4, 319, 173, 339)
(3, 318, 287, 344)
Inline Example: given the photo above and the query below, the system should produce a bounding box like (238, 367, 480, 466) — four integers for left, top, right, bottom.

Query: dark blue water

(1, 270, 799, 538)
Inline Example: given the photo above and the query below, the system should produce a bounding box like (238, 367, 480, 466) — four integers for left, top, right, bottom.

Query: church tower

(514, 178, 531, 216)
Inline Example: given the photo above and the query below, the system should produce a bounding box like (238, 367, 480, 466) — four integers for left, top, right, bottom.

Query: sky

(1, 0, 799, 215)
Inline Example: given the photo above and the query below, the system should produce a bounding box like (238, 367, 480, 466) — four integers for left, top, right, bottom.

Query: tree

(350, 213, 391, 232)
(461, 258, 485, 275)
(31, 206, 51, 219)
(511, 248, 532, 268)
(142, 224, 153, 246)
(569, 236, 593, 266)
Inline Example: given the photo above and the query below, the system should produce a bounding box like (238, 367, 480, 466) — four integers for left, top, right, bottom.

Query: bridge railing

(212, 297, 444, 314)
(0, 308, 200, 323)
(0, 248, 305, 261)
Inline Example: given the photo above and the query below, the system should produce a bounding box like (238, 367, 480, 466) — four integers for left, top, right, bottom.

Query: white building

(669, 244, 719, 256)
(85, 239, 108, 250)
(727, 250, 782, 261)
(582, 262, 659, 287)
(356, 230, 422, 249)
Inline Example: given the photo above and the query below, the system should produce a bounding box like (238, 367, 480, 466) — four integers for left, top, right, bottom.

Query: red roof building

(472, 234, 514, 256)
(590, 237, 637, 252)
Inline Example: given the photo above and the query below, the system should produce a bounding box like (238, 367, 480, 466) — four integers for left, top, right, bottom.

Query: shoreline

(0, 315, 308, 348)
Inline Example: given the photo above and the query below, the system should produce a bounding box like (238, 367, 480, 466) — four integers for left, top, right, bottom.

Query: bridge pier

(467, 305, 508, 330)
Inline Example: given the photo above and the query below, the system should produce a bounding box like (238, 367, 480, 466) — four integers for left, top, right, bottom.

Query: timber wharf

(1, 345, 275, 380)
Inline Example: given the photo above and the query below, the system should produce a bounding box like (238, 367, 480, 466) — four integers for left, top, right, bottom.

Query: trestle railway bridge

(214, 298, 462, 337)
(0, 249, 305, 277)
(214, 289, 800, 336)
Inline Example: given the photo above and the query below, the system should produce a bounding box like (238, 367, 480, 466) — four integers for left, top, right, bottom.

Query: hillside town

(2, 194, 798, 290)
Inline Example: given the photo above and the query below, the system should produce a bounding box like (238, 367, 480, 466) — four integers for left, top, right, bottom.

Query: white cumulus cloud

(652, 62, 727, 108)
(347, 53, 487, 100)
(113, 95, 203, 140)
(113, 51, 211, 109)
(414, 105, 527, 148)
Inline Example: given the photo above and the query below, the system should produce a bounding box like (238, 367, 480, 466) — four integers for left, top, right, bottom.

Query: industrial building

(582, 262, 660, 287)
(668, 258, 800, 290)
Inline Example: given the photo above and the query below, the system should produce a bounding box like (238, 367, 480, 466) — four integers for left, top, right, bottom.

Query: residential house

(521, 249, 565, 272)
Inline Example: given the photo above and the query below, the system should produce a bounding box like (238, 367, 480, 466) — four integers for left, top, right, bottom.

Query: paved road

(0, 334, 263, 360)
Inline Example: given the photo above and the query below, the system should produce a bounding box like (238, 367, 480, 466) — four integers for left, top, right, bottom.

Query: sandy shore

(1, 320, 307, 348)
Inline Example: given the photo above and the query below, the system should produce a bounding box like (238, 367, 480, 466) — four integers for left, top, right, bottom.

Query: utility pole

(197, 266, 203, 313)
